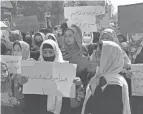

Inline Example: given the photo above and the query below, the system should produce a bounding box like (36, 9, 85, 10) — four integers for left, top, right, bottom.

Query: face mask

(43, 56, 55, 62)
(35, 40, 43, 47)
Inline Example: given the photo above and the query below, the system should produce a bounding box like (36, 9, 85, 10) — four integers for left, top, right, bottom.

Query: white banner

(22, 61, 77, 98)
(64, 6, 105, 32)
(131, 64, 143, 96)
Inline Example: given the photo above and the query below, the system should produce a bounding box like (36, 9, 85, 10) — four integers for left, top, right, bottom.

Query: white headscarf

(82, 41, 131, 114)
(99, 28, 120, 44)
(39, 39, 63, 114)
(99, 28, 131, 65)
(45, 33, 58, 43)
(12, 41, 30, 60)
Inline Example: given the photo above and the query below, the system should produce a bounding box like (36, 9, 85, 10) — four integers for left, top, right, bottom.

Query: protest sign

(64, 6, 105, 32)
(22, 61, 76, 98)
(53, 62, 77, 97)
(97, 13, 110, 30)
(1, 55, 22, 74)
(127, 33, 143, 61)
(131, 64, 143, 96)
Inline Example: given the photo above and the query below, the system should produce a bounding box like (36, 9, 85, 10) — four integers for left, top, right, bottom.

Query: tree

(11, 1, 64, 25)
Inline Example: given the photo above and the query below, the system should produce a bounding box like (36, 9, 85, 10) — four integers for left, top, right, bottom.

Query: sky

(110, 0, 143, 13)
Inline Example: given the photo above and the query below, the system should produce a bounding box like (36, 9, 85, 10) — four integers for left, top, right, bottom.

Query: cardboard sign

(22, 61, 77, 98)
(131, 64, 143, 96)
(64, 6, 105, 32)
(1, 55, 22, 74)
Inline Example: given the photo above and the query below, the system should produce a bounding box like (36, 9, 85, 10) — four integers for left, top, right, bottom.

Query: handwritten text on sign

(1, 55, 22, 74)
(22, 61, 77, 98)
(131, 64, 143, 96)
(64, 6, 105, 32)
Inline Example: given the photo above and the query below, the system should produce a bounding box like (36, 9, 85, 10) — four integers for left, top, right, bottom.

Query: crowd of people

(1, 21, 143, 114)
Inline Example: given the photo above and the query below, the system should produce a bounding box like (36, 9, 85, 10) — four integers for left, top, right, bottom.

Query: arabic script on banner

(131, 64, 143, 96)
(64, 6, 105, 32)
(22, 61, 77, 98)
(1, 55, 22, 74)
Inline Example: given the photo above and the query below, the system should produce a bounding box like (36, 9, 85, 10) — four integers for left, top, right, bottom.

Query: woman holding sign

(82, 41, 131, 114)
(11, 40, 33, 114)
(23, 39, 64, 114)
(62, 24, 89, 87)
(1, 62, 15, 114)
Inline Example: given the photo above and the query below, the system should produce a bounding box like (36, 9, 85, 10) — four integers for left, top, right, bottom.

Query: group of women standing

(2, 23, 143, 114)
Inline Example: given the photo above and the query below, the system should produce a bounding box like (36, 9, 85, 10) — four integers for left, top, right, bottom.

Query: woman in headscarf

(12, 40, 43, 114)
(117, 33, 129, 55)
(98, 29, 131, 73)
(22, 39, 83, 114)
(45, 33, 58, 43)
(11, 40, 32, 114)
(97, 28, 132, 97)
(39, 39, 63, 114)
(62, 25, 89, 85)
(12, 40, 30, 60)
(60, 25, 87, 114)
(82, 41, 131, 114)
(24, 33, 32, 49)
(1, 62, 15, 114)
(23, 39, 63, 114)
(31, 32, 45, 60)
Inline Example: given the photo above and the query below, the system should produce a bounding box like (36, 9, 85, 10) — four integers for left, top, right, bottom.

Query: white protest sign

(22, 61, 76, 98)
(131, 64, 143, 96)
(1, 55, 22, 74)
(53, 62, 77, 97)
(64, 6, 105, 32)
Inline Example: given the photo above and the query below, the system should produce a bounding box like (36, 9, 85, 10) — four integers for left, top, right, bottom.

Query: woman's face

(13, 44, 22, 56)
(1, 64, 9, 81)
(42, 48, 55, 57)
(35, 35, 43, 47)
(100, 33, 113, 41)
(64, 30, 75, 46)
(42, 46, 55, 61)
(35, 35, 43, 42)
